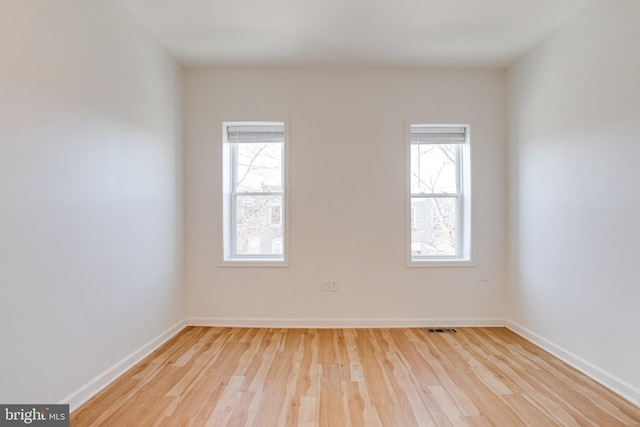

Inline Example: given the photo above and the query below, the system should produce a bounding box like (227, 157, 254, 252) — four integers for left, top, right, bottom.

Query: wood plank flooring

(70, 327, 640, 426)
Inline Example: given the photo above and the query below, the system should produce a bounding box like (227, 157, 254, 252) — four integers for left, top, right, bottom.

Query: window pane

(270, 204, 281, 225)
(411, 197, 457, 256)
(235, 142, 282, 193)
(410, 144, 457, 194)
(235, 195, 283, 256)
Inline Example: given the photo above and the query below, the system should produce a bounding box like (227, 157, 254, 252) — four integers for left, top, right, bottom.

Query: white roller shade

(411, 125, 466, 144)
(227, 124, 284, 143)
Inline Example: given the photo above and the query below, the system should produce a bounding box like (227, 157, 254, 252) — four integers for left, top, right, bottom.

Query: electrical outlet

(329, 280, 338, 292)
(322, 280, 330, 291)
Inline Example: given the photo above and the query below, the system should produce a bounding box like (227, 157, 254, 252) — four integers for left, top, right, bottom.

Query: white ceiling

(119, 0, 589, 67)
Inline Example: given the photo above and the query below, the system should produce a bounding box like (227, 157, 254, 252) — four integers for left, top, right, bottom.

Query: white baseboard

(187, 317, 505, 329)
(506, 320, 640, 408)
(62, 319, 187, 412)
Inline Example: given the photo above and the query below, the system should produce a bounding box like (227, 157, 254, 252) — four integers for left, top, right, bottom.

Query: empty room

(1, 0, 639, 425)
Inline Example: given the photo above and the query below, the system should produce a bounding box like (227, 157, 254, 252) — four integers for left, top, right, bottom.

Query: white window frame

(222, 121, 289, 266)
(407, 123, 473, 267)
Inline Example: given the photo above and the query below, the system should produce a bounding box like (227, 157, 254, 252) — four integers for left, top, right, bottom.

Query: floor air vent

(427, 328, 457, 334)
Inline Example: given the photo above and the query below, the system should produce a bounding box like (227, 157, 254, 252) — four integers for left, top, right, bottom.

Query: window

(410, 206, 416, 229)
(223, 122, 287, 263)
(271, 239, 283, 255)
(270, 203, 282, 226)
(409, 124, 471, 264)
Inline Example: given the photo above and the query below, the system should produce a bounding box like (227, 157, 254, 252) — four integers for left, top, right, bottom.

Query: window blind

(227, 124, 285, 143)
(410, 126, 466, 144)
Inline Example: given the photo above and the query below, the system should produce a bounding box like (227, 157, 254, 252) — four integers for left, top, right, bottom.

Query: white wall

(0, 1, 184, 405)
(184, 67, 507, 325)
(507, 0, 640, 404)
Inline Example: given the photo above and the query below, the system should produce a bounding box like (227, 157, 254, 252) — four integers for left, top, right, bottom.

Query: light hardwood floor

(71, 327, 640, 426)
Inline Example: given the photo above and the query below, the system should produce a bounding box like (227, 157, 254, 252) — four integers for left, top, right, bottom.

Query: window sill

(220, 259, 289, 268)
(407, 259, 475, 268)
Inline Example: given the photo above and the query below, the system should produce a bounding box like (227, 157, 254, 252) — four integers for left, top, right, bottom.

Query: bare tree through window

(410, 124, 467, 260)
(224, 122, 285, 261)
